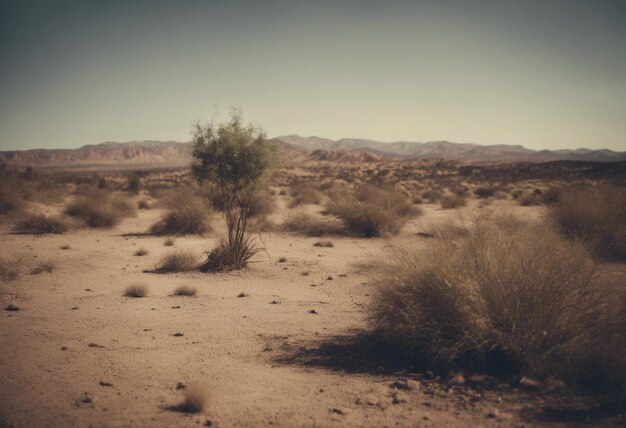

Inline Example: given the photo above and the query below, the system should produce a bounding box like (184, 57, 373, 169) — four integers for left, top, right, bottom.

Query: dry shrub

(155, 251, 198, 273)
(164, 238, 175, 246)
(473, 187, 495, 198)
(124, 284, 148, 298)
(370, 214, 613, 386)
(518, 192, 541, 206)
(172, 285, 197, 297)
(134, 248, 148, 256)
(14, 213, 67, 234)
(439, 195, 466, 209)
(64, 191, 136, 228)
(289, 183, 323, 207)
(175, 382, 208, 413)
(327, 185, 420, 237)
(421, 189, 442, 202)
(313, 240, 334, 248)
(150, 197, 211, 235)
(200, 237, 260, 272)
(0, 177, 23, 215)
(248, 189, 275, 218)
(418, 218, 469, 241)
(30, 262, 54, 275)
(0, 258, 18, 281)
(138, 199, 150, 209)
(550, 185, 626, 262)
(282, 211, 344, 236)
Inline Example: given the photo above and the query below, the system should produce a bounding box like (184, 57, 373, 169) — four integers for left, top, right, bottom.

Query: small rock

(520, 376, 542, 390)
(424, 370, 435, 380)
(390, 379, 420, 391)
(204, 420, 213, 427)
(172, 333, 184, 337)
(329, 407, 349, 415)
(88, 343, 104, 348)
(176, 382, 186, 390)
(61, 346, 68, 351)
(269, 300, 279, 304)
(78, 392, 92, 404)
(5, 304, 19, 311)
(391, 391, 408, 404)
(449, 373, 466, 386)
(486, 408, 499, 419)
(237, 293, 248, 298)
(468, 374, 494, 385)
(308, 309, 318, 314)
(99, 381, 113, 387)
(326, 276, 333, 281)
(71, 307, 79, 310)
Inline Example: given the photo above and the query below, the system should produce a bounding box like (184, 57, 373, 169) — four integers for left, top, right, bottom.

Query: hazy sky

(1, 0, 625, 151)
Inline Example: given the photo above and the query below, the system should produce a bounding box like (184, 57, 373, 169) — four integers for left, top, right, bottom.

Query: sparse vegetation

(14, 213, 67, 234)
(134, 248, 148, 256)
(282, 211, 344, 236)
(550, 185, 626, 262)
(0, 258, 18, 281)
(124, 284, 148, 298)
(150, 196, 211, 235)
(174, 382, 208, 413)
(172, 285, 197, 297)
(439, 195, 466, 209)
(155, 251, 198, 273)
(64, 191, 136, 228)
(164, 238, 175, 246)
(326, 185, 420, 237)
(473, 186, 495, 198)
(289, 183, 323, 207)
(30, 262, 54, 275)
(370, 214, 614, 390)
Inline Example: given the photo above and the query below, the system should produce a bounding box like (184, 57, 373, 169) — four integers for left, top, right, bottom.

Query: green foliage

(192, 110, 275, 271)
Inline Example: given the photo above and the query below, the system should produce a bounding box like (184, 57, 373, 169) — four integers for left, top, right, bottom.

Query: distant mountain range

(1, 136, 624, 167)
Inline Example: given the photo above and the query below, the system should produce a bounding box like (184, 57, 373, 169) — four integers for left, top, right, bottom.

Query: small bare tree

(191, 110, 275, 271)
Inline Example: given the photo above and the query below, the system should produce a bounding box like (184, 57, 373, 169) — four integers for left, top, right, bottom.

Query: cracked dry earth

(0, 202, 624, 427)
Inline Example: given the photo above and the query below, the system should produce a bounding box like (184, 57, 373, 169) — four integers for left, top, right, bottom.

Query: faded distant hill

(1, 136, 624, 167)
(275, 135, 626, 162)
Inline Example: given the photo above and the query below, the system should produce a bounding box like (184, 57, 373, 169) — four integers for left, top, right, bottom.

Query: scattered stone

(425, 370, 435, 380)
(88, 343, 104, 348)
(391, 391, 408, 404)
(61, 346, 68, 351)
(301, 271, 310, 276)
(269, 300, 280, 304)
(330, 407, 349, 415)
(99, 381, 113, 387)
(520, 376, 542, 390)
(390, 379, 420, 391)
(176, 382, 186, 390)
(171, 306, 181, 309)
(468, 374, 494, 385)
(77, 392, 93, 406)
(85, 288, 92, 292)
(308, 309, 318, 314)
(71, 307, 79, 310)
(277, 257, 287, 263)
(172, 333, 184, 337)
(237, 293, 248, 298)
(326, 276, 333, 281)
(204, 420, 213, 427)
(449, 373, 466, 386)
(546, 378, 567, 391)
(486, 408, 499, 419)
(5, 304, 19, 311)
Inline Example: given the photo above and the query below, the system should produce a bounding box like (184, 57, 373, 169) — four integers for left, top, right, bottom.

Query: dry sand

(0, 197, 621, 427)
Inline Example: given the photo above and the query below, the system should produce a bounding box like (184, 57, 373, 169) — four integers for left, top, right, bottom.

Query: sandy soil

(0, 198, 622, 427)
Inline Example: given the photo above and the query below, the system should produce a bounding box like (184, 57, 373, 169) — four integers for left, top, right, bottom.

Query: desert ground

(1, 161, 625, 427)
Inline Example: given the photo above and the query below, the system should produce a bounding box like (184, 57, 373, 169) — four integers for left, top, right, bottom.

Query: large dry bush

(370, 214, 613, 384)
(288, 183, 323, 207)
(150, 196, 212, 236)
(282, 210, 345, 236)
(439, 194, 466, 209)
(64, 191, 135, 228)
(14, 213, 67, 234)
(326, 185, 419, 237)
(154, 251, 198, 273)
(550, 185, 626, 262)
(0, 175, 24, 215)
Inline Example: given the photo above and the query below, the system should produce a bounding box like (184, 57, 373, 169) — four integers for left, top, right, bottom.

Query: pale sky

(1, 0, 625, 151)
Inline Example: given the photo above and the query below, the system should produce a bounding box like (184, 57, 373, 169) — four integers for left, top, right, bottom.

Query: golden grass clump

(326, 185, 420, 237)
(155, 251, 198, 273)
(14, 213, 67, 234)
(288, 183, 324, 207)
(370, 214, 616, 388)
